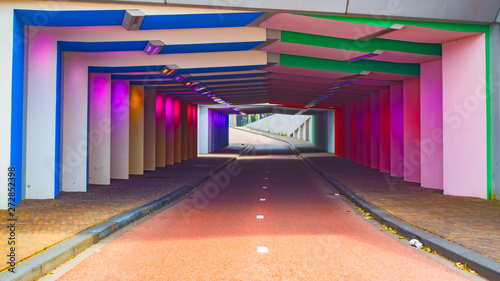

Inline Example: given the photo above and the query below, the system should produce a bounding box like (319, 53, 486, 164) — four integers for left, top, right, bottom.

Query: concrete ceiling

(23, 5, 488, 112)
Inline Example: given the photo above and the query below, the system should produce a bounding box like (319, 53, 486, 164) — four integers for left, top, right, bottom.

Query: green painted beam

(280, 54, 420, 76)
(281, 31, 441, 56)
(298, 14, 489, 33)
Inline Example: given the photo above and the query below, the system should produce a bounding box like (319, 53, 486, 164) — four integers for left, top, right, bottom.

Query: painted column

(442, 34, 487, 198)
(187, 103, 194, 159)
(129, 85, 144, 175)
(62, 53, 90, 192)
(143, 89, 156, 171)
(110, 80, 129, 179)
(356, 100, 364, 164)
(181, 101, 188, 161)
(198, 106, 209, 154)
(379, 89, 391, 173)
(370, 92, 380, 170)
(88, 73, 111, 185)
(350, 102, 357, 162)
(491, 23, 500, 200)
(174, 98, 182, 163)
(165, 96, 175, 165)
(363, 96, 371, 167)
(334, 106, 343, 156)
(345, 103, 352, 161)
(25, 28, 58, 199)
(192, 104, 198, 157)
(420, 60, 443, 189)
(156, 93, 166, 167)
(390, 84, 404, 177)
(403, 79, 421, 183)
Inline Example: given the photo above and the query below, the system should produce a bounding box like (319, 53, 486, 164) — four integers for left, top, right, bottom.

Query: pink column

(187, 103, 194, 159)
(363, 96, 371, 167)
(345, 103, 352, 161)
(192, 104, 198, 157)
(390, 84, 404, 177)
(181, 101, 188, 161)
(356, 99, 364, 164)
(370, 92, 380, 170)
(155, 93, 166, 167)
(173, 98, 182, 163)
(379, 89, 391, 173)
(351, 102, 358, 162)
(420, 60, 443, 189)
(403, 79, 421, 183)
(442, 34, 487, 198)
(165, 96, 175, 165)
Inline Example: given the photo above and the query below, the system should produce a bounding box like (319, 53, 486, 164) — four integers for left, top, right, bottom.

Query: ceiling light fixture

(348, 50, 385, 62)
(357, 24, 404, 41)
(122, 10, 145, 31)
(143, 40, 165, 55)
(174, 74, 191, 82)
(160, 65, 179, 76)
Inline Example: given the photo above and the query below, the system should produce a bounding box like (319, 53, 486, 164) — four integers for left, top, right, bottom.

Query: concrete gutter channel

(235, 127, 500, 281)
(1, 144, 253, 281)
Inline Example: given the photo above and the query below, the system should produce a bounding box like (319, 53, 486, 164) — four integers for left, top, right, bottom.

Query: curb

(237, 127, 500, 280)
(1, 144, 253, 281)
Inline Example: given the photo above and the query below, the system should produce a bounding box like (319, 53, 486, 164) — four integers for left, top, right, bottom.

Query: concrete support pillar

(181, 101, 188, 161)
(129, 85, 144, 175)
(25, 29, 58, 198)
(198, 106, 209, 154)
(370, 92, 380, 170)
(334, 106, 343, 157)
(165, 96, 175, 165)
(350, 102, 357, 162)
(88, 73, 111, 185)
(144, 89, 156, 171)
(379, 89, 391, 173)
(174, 98, 182, 163)
(192, 104, 198, 157)
(356, 99, 363, 164)
(390, 84, 404, 177)
(110, 80, 129, 179)
(187, 103, 194, 159)
(345, 103, 352, 161)
(156, 93, 166, 167)
(443, 34, 487, 198)
(420, 60, 443, 189)
(403, 79, 421, 183)
(363, 96, 371, 167)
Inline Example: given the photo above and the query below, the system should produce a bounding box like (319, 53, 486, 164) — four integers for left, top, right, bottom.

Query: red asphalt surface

(57, 130, 471, 280)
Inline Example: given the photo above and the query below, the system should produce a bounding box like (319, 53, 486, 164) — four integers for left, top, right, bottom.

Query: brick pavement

(0, 145, 247, 272)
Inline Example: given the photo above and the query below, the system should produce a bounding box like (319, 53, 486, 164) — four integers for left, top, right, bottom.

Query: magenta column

(363, 96, 371, 167)
(379, 89, 391, 173)
(420, 60, 443, 189)
(370, 92, 380, 170)
(403, 79, 421, 183)
(390, 84, 404, 177)
(165, 96, 175, 166)
(345, 103, 352, 161)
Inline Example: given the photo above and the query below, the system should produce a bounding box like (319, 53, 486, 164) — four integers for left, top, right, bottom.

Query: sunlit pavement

(52, 130, 476, 280)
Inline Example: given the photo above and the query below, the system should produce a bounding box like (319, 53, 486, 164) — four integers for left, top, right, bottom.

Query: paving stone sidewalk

(240, 127, 500, 262)
(0, 144, 247, 272)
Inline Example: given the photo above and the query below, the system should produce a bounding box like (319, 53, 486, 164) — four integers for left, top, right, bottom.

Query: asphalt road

(51, 130, 475, 280)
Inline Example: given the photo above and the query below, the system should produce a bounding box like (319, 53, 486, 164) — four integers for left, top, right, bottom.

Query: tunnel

(1, 1, 498, 208)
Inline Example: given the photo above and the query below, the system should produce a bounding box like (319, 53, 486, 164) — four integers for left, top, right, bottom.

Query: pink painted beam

(442, 34, 487, 198)
(363, 96, 371, 167)
(379, 89, 391, 173)
(370, 92, 380, 170)
(403, 79, 421, 183)
(390, 84, 404, 177)
(420, 60, 443, 190)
